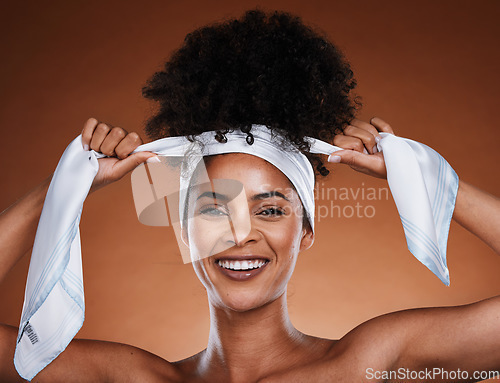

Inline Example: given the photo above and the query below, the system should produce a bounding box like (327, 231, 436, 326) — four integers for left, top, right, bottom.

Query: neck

(199, 291, 307, 382)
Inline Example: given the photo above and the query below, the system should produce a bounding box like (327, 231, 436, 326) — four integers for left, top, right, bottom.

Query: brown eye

(258, 207, 285, 217)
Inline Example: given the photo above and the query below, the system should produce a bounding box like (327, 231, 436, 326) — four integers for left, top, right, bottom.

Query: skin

(0, 117, 499, 382)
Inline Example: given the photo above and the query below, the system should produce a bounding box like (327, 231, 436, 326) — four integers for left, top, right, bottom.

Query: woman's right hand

(81, 117, 158, 193)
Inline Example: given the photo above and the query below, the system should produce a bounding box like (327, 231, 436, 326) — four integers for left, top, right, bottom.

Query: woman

(1, 10, 499, 382)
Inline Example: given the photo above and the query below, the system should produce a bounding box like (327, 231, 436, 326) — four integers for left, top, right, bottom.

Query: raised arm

(453, 180, 500, 253)
(330, 117, 500, 253)
(0, 175, 51, 284)
(0, 118, 158, 382)
(328, 117, 500, 379)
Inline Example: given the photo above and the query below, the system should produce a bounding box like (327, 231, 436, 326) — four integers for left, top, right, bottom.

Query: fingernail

(328, 155, 341, 163)
(375, 136, 381, 144)
(372, 145, 378, 153)
(146, 156, 161, 163)
(83, 144, 89, 151)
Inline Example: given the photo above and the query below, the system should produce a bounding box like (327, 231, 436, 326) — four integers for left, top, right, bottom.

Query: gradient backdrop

(1, 0, 499, 379)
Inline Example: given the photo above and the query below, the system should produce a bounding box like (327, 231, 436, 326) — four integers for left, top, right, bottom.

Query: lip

(214, 254, 271, 262)
(214, 259, 270, 281)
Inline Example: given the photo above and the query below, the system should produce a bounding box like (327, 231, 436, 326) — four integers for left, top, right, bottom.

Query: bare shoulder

(0, 324, 183, 383)
(260, 299, 499, 382)
(332, 295, 500, 375)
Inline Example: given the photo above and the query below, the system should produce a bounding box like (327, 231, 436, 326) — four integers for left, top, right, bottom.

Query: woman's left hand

(328, 117, 394, 179)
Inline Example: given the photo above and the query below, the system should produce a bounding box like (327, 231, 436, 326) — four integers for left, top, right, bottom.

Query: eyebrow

(196, 191, 229, 201)
(195, 190, 290, 202)
(251, 191, 290, 202)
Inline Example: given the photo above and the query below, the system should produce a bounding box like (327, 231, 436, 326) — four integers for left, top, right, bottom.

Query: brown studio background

(0, 0, 499, 375)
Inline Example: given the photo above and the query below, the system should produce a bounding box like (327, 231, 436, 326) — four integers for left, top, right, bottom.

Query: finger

(333, 134, 366, 153)
(90, 122, 113, 152)
(81, 117, 99, 151)
(99, 127, 128, 157)
(369, 117, 394, 134)
(114, 132, 144, 159)
(350, 118, 380, 137)
(342, 125, 378, 154)
(328, 150, 387, 179)
(112, 151, 157, 179)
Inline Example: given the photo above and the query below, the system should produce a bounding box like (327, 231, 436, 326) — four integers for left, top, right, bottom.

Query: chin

(211, 287, 276, 313)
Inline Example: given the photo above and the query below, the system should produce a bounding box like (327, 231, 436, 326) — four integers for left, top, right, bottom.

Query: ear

(181, 226, 190, 248)
(299, 227, 314, 251)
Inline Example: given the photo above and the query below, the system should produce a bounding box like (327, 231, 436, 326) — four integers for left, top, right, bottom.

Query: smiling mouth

(216, 259, 269, 271)
(214, 257, 270, 281)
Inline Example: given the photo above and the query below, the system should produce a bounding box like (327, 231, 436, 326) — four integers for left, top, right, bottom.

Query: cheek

(269, 218, 304, 257)
(271, 229, 295, 258)
(264, 220, 303, 282)
(191, 258, 213, 291)
(187, 219, 212, 259)
(187, 217, 233, 260)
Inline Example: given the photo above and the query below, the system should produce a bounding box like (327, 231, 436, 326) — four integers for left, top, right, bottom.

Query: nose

(223, 189, 260, 247)
(229, 215, 262, 247)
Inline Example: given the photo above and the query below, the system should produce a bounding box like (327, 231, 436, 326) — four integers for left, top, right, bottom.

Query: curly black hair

(142, 9, 360, 177)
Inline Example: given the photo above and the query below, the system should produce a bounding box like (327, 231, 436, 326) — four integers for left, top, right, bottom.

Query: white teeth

(217, 259, 267, 271)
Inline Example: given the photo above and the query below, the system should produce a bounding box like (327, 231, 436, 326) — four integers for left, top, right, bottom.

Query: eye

(199, 205, 228, 217)
(258, 207, 285, 217)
